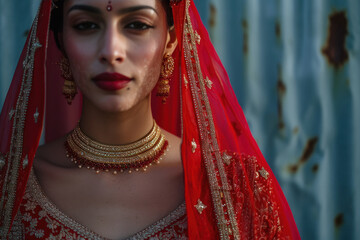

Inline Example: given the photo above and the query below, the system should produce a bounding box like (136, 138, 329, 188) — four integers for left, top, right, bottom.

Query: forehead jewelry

(106, 1, 112, 11)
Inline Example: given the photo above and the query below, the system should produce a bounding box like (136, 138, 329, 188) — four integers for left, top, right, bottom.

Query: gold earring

(157, 54, 175, 103)
(59, 56, 77, 105)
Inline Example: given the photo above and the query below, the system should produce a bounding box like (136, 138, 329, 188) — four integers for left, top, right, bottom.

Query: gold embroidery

(183, 0, 239, 238)
(21, 171, 187, 239)
(0, 160, 5, 169)
(222, 152, 232, 165)
(205, 77, 213, 89)
(34, 108, 39, 123)
(184, 74, 189, 88)
(8, 213, 24, 239)
(194, 31, 201, 44)
(0, 10, 42, 237)
(8, 109, 15, 121)
(231, 154, 287, 238)
(191, 139, 197, 153)
(0, 153, 5, 169)
(23, 155, 29, 169)
(258, 167, 269, 180)
(194, 199, 207, 214)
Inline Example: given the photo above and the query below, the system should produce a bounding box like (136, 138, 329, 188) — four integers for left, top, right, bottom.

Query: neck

(79, 97, 154, 145)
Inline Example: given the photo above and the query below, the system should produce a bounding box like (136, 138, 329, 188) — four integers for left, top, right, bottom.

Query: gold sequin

(191, 139, 197, 153)
(0, 156, 5, 170)
(204, 77, 213, 89)
(33, 38, 42, 50)
(222, 152, 232, 165)
(23, 155, 29, 169)
(8, 109, 15, 121)
(34, 108, 39, 123)
(194, 199, 207, 214)
(195, 31, 201, 44)
(258, 167, 270, 180)
(184, 74, 189, 88)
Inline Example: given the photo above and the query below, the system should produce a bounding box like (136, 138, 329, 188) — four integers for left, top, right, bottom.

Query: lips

(93, 72, 132, 91)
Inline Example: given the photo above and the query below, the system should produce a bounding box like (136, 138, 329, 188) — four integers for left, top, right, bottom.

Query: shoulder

(160, 129, 182, 164)
(34, 135, 73, 171)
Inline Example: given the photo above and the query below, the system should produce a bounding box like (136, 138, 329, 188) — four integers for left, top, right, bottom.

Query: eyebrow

(67, 5, 158, 16)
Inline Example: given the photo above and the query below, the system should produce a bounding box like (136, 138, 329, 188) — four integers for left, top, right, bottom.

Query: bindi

(106, 1, 112, 11)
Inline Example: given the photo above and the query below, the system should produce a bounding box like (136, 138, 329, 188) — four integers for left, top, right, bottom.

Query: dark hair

(50, 0, 174, 50)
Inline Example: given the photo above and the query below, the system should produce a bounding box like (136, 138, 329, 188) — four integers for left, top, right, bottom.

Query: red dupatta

(0, 0, 300, 239)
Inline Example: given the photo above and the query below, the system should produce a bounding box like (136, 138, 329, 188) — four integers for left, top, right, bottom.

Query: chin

(97, 100, 135, 113)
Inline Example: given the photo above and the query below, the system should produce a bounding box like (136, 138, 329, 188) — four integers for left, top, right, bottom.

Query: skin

(34, 0, 183, 239)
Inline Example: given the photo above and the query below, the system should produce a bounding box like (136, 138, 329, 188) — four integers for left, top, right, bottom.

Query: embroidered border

(182, 0, 240, 239)
(0, 11, 42, 237)
(27, 171, 187, 240)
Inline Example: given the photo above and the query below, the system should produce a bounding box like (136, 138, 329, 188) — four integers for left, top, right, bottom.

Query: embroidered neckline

(26, 169, 187, 240)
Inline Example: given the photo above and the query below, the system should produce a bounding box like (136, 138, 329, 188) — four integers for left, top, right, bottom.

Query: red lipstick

(93, 72, 131, 91)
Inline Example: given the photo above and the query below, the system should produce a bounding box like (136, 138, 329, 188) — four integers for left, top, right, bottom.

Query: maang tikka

(59, 56, 77, 105)
(157, 54, 175, 103)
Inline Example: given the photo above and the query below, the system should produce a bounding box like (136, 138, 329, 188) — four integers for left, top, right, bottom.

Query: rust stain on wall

(299, 137, 318, 164)
(334, 213, 344, 228)
(322, 11, 349, 69)
(275, 21, 281, 39)
(312, 164, 319, 173)
(242, 20, 248, 54)
(209, 4, 217, 28)
(277, 65, 286, 129)
(288, 137, 319, 173)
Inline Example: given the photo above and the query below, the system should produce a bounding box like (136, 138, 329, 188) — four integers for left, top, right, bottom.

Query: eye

(125, 21, 154, 31)
(73, 21, 99, 31)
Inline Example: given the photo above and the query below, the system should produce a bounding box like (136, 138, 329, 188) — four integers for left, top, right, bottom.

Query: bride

(0, 0, 300, 239)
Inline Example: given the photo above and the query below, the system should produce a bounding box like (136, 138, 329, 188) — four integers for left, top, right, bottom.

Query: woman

(0, 0, 300, 239)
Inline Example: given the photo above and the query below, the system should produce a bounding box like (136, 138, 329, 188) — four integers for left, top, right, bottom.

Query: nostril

(100, 57, 108, 64)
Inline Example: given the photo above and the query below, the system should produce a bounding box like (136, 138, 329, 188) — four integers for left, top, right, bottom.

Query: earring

(157, 54, 175, 103)
(59, 57, 77, 105)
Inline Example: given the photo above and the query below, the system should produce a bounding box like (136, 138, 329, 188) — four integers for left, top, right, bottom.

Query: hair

(50, 0, 174, 50)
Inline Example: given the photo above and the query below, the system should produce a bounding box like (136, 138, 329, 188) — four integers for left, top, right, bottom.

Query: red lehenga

(0, 0, 301, 239)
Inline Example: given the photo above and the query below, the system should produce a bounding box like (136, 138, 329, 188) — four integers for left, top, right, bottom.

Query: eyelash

(73, 21, 154, 32)
(73, 21, 99, 31)
(125, 21, 154, 31)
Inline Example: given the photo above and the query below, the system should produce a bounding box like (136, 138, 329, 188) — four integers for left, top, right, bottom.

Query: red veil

(0, 0, 300, 239)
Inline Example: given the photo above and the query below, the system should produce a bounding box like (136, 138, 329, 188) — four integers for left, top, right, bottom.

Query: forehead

(63, 0, 166, 18)
(64, 0, 160, 8)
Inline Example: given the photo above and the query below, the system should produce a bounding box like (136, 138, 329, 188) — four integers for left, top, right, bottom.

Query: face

(62, 0, 175, 112)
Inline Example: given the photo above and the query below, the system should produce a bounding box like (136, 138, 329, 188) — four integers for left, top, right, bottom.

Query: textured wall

(193, 0, 360, 239)
(1, 0, 359, 239)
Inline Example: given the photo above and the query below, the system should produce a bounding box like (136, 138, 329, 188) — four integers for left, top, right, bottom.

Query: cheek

(134, 40, 165, 89)
(63, 33, 94, 84)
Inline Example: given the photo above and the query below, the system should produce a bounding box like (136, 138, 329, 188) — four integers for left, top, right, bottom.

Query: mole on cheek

(127, 87, 130, 90)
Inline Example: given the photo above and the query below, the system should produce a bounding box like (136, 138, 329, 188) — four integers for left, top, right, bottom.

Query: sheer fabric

(0, 0, 300, 239)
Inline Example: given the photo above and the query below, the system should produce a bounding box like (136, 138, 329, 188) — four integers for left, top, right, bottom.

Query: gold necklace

(65, 122, 168, 174)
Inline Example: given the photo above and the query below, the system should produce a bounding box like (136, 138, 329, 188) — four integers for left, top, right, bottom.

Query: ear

(163, 27, 178, 56)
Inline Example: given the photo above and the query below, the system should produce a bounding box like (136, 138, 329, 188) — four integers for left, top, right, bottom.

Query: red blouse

(9, 171, 188, 239)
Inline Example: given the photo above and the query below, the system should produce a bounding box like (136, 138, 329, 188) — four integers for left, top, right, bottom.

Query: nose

(99, 25, 125, 65)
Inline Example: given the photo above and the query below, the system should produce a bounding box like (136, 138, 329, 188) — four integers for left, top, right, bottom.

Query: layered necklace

(65, 122, 168, 174)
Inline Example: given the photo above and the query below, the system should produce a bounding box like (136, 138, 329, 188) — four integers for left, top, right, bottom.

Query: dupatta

(0, 0, 300, 239)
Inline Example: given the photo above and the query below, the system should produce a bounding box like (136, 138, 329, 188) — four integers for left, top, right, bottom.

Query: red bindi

(106, 1, 112, 11)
